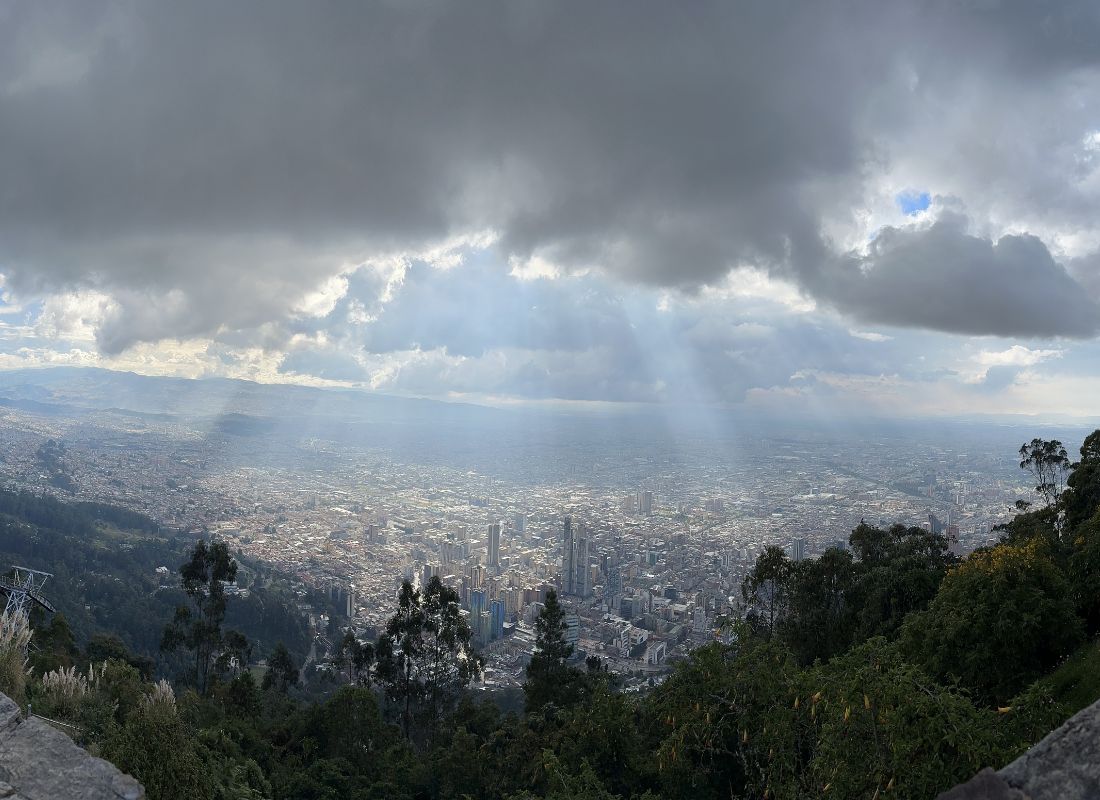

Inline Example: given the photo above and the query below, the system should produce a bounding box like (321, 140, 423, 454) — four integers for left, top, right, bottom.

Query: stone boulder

(938, 698, 1100, 799)
(0, 693, 144, 800)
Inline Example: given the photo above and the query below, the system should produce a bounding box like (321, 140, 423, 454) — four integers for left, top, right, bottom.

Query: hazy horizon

(3, 364, 1100, 430)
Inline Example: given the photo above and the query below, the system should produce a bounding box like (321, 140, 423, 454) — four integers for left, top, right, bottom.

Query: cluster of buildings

(0, 401, 1051, 688)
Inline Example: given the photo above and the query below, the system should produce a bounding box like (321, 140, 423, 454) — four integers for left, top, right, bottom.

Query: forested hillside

(0, 487, 312, 672)
(5, 433, 1100, 799)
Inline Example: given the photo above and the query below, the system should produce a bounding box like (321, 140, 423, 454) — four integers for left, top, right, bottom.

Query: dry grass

(0, 611, 32, 704)
(39, 664, 90, 719)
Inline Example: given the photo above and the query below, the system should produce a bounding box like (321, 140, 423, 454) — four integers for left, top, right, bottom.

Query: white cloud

(509, 254, 561, 282)
(34, 291, 116, 342)
(848, 329, 893, 342)
(702, 267, 816, 314)
(975, 345, 1063, 368)
(293, 273, 351, 318)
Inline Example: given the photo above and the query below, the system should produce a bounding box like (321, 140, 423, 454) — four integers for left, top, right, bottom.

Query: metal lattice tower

(0, 566, 55, 618)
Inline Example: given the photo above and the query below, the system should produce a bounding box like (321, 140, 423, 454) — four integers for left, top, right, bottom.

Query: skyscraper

(488, 522, 501, 569)
(470, 588, 488, 618)
(561, 515, 592, 597)
(490, 599, 505, 640)
(562, 515, 575, 594)
(573, 530, 590, 597)
(791, 537, 806, 562)
(638, 490, 654, 515)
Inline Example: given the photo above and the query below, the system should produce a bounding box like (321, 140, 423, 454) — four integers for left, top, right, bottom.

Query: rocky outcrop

(938, 699, 1100, 799)
(0, 693, 144, 800)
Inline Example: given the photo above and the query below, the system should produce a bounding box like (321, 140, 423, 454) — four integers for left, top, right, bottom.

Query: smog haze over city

(2, 2, 1100, 696)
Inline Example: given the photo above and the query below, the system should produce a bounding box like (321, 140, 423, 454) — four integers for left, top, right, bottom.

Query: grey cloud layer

(816, 215, 1100, 338)
(1, 1, 1099, 351)
(276, 259, 926, 403)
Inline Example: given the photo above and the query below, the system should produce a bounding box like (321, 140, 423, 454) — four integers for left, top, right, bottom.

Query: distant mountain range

(0, 366, 494, 425)
(0, 367, 1093, 460)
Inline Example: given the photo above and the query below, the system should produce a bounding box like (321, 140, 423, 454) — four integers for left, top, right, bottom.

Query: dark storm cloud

(816, 214, 1100, 338)
(0, 0, 1099, 349)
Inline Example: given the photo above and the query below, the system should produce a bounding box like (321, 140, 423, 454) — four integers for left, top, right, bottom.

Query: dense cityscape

(0, 369, 1072, 691)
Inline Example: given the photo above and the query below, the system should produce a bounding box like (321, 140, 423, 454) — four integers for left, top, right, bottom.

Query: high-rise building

(946, 523, 963, 557)
(564, 613, 580, 648)
(470, 588, 488, 618)
(422, 563, 441, 586)
(346, 583, 356, 618)
(560, 515, 592, 597)
(562, 515, 575, 594)
(573, 531, 590, 597)
(607, 565, 622, 595)
(620, 596, 634, 619)
(477, 611, 492, 646)
(638, 490, 654, 515)
(490, 599, 505, 640)
(791, 537, 806, 562)
(488, 522, 501, 569)
(514, 514, 526, 534)
(469, 564, 485, 589)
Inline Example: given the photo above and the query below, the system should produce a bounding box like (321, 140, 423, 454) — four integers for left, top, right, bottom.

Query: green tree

(214, 629, 252, 681)
(645, 635, 802, 800)
(333, 629, 375, 686)
(1068, 510, 1100, 634)
(376, 577, 482, 738)
(525, 589, 584, 711)
(160, 540, 244, 693)
(848, 523, 953, 640)
(28, 612, 77, 674)
(995, 504, 1061, 551)
(741, 545, 792, 637)
(104, 699, 212, 800)
(781, 546, 856, 665)
(1064, 430, 1100, 529)
(555, 683, 648, 798)
(262, 641, 299, 693)
(800, 638, 1014, 799)
(1020, 438, 1070, 506)
(85, 633, 154, 680)
(902, 539, 1083, 705)
(294, 686, 400, 787)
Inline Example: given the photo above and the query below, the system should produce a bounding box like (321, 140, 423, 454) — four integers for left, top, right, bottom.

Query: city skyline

(0, 365, 1075, 688)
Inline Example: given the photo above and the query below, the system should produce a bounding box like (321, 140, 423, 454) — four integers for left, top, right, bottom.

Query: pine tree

(525, 588, 583, 711)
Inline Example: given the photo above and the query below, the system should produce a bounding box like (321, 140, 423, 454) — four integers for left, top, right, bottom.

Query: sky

(1, 1, 1100, 419)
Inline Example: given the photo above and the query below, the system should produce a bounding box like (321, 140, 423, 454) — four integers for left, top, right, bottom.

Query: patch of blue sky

(896, 190, 931, 216)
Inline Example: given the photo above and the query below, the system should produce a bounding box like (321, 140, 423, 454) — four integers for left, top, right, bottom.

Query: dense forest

(5, 433, 1100, 799)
